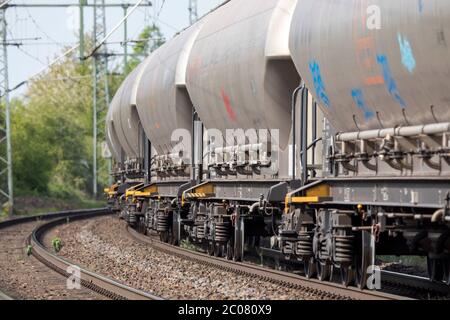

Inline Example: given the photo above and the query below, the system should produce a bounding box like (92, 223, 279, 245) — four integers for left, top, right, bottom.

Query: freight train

(104, 0, 450, 288)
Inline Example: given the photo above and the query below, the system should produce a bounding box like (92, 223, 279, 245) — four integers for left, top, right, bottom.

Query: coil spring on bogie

(196, 224, 205, 239)
(320, 240, 329, 259)
(214, 222, 230, 243)
(144, 214, 151, 230)
(156, 212, 169, 232)
(297, 229, 314, 257)
(334, 234, 354, 264)
(129, 211, 137, 225)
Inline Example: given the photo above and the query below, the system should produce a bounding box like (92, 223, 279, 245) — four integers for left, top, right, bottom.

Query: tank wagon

(105, 64, 148, 219)
(106, 0, 450, 288)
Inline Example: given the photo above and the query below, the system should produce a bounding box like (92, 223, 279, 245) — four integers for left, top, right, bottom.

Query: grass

(52, 237, 62, 253)
(180, 239, 198, 252)
(377, 255, 427, 269)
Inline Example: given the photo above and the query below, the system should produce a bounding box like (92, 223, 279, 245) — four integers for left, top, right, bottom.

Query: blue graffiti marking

(309, 60, 330, 108)
(377, 54, 407, 109)
(418, 0, 423, 13)
(351, 88, 375, 121)
(398, 33, 416, 73)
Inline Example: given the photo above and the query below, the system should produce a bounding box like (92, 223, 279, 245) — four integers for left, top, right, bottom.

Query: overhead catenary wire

(156, 0, 166, 19)
(0, 0, 13, 9)
(84, 0, 146, 60)
(16, 45, 46, 64)
(17, 41, 75, 46)
(5, 0, 147, 96)
(22, 4, 65, 48)
(6, 26, 46, 64)
(38, 75, 91, 82)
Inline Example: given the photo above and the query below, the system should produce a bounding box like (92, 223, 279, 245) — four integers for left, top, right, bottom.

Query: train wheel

(304, 257, 316, 279)
(207, 242, 215, 256)
(340, 265, 354, 287)
(355, 257, 366, 289)
(160, 231, 169, 243)
(214, 243, 220, 257)
(443, 260, 450, 285)
(427, 257, 444, 282)
(355, 230, 373, 289)
(317, 261, 331, 282)
(139, 218, 147, 235)
(233, 250, 242, 262)
(226, 240, 234, 260)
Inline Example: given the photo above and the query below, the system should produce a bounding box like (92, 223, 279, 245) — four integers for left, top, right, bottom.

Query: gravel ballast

(47, 216, 326, 300)
(0, 221, 103, 300)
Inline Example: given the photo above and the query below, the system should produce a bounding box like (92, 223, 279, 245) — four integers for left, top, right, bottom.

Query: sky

(5, 0, 223, 97)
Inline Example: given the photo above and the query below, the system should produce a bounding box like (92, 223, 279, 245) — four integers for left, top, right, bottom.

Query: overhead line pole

(188, 0, 198, 25)
(1, 1, 151, 200)
(123, 5, 128, 70)
(79, 0, 86, 60)
(0, 3, 13, 216)
(92, 0, 109, 198)
(91, 0, 150, 196)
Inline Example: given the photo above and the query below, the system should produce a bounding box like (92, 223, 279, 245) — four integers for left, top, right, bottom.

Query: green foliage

(26, 245, 33, 256)
(11, 25, 164, 204)
(12, 56, 93, 196)
(52, 237, 62, 253)
(12, 98, 54, 194)
(180, 239, 197, 252)
(0, 210, 6, 222)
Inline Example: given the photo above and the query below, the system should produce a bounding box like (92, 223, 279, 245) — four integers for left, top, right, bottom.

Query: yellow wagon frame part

(285, 182, 333, 213)
(182, 183, 216, 206)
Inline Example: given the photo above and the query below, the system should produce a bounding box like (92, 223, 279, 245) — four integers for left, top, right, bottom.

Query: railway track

(0, 289, 12, 300)
(380, 270, 450, 300)
(0, 209, 162, 300)
(125, 225, 407, 300)
(4, 209, 446, 300)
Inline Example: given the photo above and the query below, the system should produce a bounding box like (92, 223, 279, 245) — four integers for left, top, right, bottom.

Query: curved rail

(1, 208, 162, 300)
(0, 209, 108, 300)
(0, 290, 12, 300)
(0, 208, 108, 230)
(126, 226, 407, 300)
(30, 209, 163, 300)
(381, 270, 450, 299)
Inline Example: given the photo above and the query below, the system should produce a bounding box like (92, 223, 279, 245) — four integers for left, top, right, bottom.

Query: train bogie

(105, 0, 450, 289)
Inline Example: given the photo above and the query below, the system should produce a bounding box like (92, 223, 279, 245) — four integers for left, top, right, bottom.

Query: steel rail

(381, 270, 450, 298)
(29, 209, 163, 300)
(0, 208, 162, 300)
(126, 226, 407, 301)
(0, 209, 107, 300)
(0, 289, 12, 300)
(0, 208, 109, 230)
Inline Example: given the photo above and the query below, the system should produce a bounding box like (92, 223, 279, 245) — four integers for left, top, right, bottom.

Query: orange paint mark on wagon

(365, 75, 384, 86)
(356, 37, 373, 50)
(353, 2, 384, 88)
(155, 122, 160, 129)
(221, 89, 237, 122)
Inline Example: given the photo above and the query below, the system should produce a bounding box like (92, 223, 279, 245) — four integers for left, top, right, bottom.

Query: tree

(13, 49, 93, 197)
(11, 98, 53, 194)
(11, 24, 165, 200)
